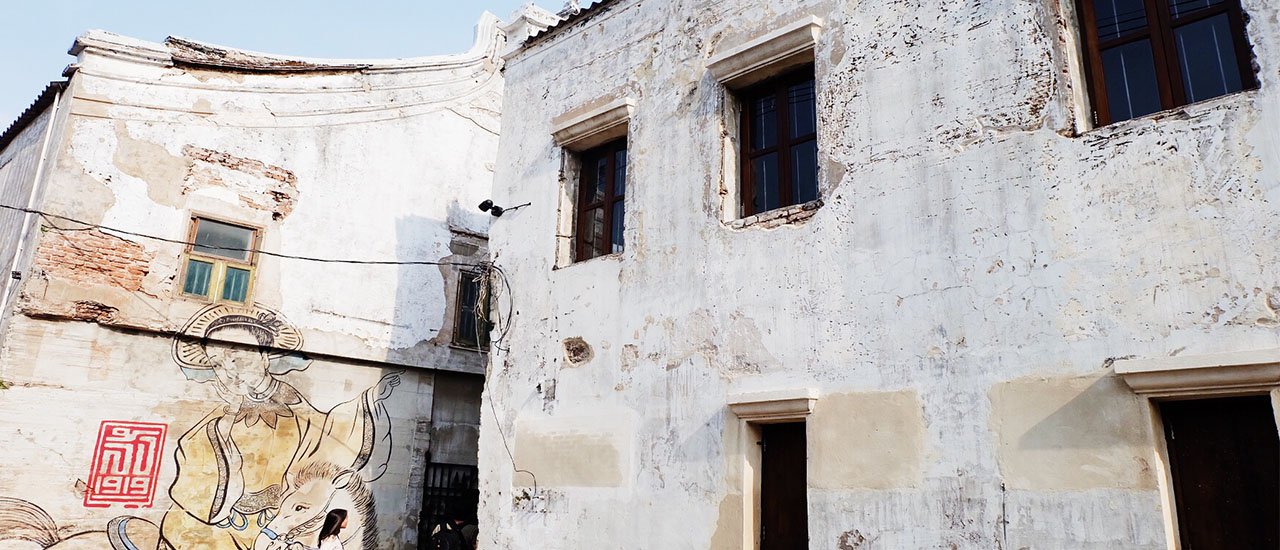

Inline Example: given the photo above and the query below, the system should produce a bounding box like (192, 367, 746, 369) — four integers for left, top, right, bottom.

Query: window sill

(553, 251, 623, 271)
(1079, 89, 1257, 137)
(729, 199, 823, 230)
(175, 292, 249, 307)
(449, 343, 488, 354)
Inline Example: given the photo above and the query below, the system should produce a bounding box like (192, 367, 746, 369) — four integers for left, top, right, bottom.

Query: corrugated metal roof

(0, 81, 66, 153)
(523, 0, 623, 49)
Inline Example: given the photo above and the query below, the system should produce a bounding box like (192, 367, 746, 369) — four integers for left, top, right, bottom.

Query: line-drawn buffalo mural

(0, 304, 401, 550)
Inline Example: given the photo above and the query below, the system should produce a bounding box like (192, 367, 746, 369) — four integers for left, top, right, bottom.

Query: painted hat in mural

(172, 303, 305, 375)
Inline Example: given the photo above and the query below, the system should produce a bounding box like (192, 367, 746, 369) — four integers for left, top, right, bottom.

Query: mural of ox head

(254, 462, 377, 550)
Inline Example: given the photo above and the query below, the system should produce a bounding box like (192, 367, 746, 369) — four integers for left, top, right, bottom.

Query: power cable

(6, 201, 539, 489)
(0, 203, 481, 267)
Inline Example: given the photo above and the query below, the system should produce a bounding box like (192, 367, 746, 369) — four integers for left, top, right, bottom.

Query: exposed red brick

(182, 144, 298, 219)
(33, 228, 152, 292)
(71, 300, 119, 323)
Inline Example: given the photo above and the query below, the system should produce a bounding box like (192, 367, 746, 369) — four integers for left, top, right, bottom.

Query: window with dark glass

(453, 271, 490, 349)
(1077, 0, 1257, 125)
(740, 66, 817, 217)
(575, 139, 627, 262)
(181, 217, 257, 303)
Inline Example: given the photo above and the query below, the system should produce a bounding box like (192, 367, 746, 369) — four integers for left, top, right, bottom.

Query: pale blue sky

(0, 1, 552, 125)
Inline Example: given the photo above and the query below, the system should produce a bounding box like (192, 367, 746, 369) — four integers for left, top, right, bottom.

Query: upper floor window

(181, 217, 257, 304)
(575, 139, 627, 262)
(453, 270, 491, 350)
(1077, 0, 1258, 125)
(739, 66, 818, 216)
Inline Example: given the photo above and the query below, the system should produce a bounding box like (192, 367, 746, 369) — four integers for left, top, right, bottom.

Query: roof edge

(515, 0, 623, 55)
(68, 13, 505, 75)
(0, 81, 67, 154)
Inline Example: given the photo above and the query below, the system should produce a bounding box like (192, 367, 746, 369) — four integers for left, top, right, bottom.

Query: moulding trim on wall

(1114, 348, 1280, 397)
(551, 97, 634, 151)
(728, 387, 819, 423)
(707, 16, 824, 89)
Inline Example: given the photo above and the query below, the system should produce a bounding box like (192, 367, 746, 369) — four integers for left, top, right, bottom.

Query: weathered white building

(0, 15, 509, 550)
(480, 0, 1280, 549)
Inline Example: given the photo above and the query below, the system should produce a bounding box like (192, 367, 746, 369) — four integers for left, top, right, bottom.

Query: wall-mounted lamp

(478, 200, 531, 217)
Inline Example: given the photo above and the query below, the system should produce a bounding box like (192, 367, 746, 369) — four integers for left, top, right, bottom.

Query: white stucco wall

(0, 17, 502, 550)
(480, 0, 1280, 548)
(24, 22, 502, 370)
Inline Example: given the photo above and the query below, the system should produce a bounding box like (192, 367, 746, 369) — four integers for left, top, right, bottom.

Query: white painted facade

(480, 1, 1280, 549)
(0, 16, 504, 550)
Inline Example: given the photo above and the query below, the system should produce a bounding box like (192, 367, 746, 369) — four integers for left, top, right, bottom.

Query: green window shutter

(183, 259, 213, 296)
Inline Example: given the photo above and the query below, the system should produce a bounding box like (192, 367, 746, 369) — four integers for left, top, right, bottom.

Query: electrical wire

(6, 200, 539, 490)
(471, 265, 536, 493)
(0, 203, 481, 268)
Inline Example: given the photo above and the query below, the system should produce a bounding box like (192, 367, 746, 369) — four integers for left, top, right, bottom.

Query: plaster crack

(446, 106, 499, 136)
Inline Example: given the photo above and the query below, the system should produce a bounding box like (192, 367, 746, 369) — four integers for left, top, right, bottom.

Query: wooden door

(760, 422, 808, 550)
(1160, 395, 1280, 549)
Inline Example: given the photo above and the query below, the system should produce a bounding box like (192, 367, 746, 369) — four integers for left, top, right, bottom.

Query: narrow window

(575, 139, 627, 262)
(180, 217, 258, 304)
(759, 422, 808, 550)
(1076, 0, 1258, 125)
(1159, 395, 1279, 547)
(453, 271, 490, 350)
(740, 66, 818, 217)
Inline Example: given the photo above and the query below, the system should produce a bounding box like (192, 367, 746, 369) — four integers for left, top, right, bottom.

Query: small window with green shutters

(180, 217, 258, 304)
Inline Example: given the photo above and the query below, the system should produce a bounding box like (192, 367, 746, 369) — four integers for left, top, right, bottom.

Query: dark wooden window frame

(452, 270, 490, 350)
(739, 65, 818, 218)
(574, 139, 627, 262)
(1075, 0, 1258, 126)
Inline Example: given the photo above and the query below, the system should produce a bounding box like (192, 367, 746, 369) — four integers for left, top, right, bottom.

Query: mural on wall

(0, 304, 402, 550)
(84, 421, 169, 509)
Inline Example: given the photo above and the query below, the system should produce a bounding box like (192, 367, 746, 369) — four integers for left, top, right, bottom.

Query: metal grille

(419, 462, 479, 547)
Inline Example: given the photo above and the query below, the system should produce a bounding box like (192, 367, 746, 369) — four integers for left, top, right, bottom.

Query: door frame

(727, 388, 819, 550)
(1116, 349, 1280, 550)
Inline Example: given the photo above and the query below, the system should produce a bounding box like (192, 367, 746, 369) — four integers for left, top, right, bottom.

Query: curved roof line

(70, 12, 504, 75)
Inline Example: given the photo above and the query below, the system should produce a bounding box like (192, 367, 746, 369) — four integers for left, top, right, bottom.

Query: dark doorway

(1160, 395, 1279, 549)
(760, 422, 808, 550)
(417, 461, 479, 548)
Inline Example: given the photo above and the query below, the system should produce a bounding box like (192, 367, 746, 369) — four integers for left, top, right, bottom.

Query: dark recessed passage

(1160, 395, 1279, 549)
(760, 422, 808, 550)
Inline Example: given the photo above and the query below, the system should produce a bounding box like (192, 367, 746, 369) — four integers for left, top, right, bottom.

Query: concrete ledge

(1114, 349, 1280, 397)
(729, 199, 823, 229)
(728, 387, 818, 423)
(707, 16, 823, 89)
(551, 97, 634, 151)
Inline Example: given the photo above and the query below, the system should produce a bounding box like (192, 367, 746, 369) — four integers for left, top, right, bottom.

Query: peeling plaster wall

(23, 29, 502, 370)
(481, 0, 1280, 548)
(0, 21, 500, 550)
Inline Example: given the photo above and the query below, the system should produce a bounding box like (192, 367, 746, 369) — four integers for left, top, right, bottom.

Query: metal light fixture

(478, 200, 530, 217)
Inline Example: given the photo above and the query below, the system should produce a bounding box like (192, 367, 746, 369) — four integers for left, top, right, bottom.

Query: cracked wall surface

(480, 0, 1280, 548)
(0, 19, 501, 550)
